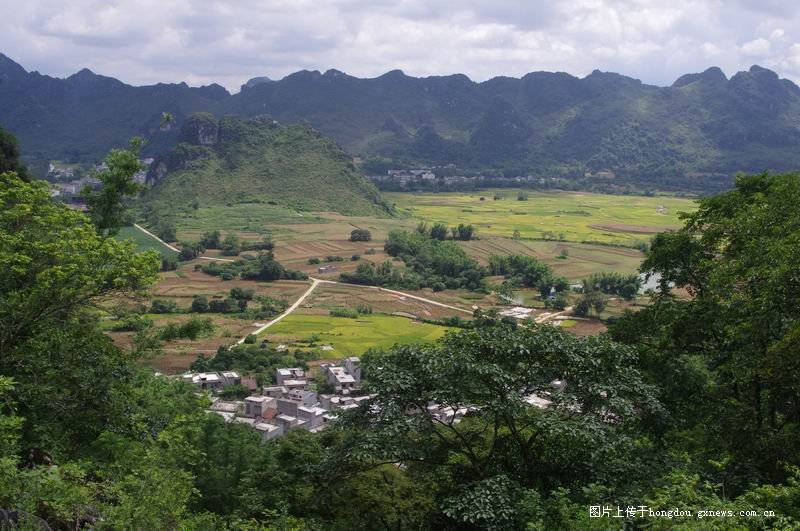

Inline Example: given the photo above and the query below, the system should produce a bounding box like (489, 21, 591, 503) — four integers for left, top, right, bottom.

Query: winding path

(235, 278, 322, 345)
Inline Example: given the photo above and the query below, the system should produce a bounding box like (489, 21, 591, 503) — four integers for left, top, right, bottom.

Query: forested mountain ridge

(143, 113, 390, 216)
(3, 53, 800, 187)
(0, 53, 228, 168)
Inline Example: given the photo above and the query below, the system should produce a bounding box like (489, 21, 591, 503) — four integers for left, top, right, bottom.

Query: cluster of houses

(179, 357, 371, 441)
(369, 168, 436, 185)
(174, 356, 568, 443)
(49, 176, 101, 199)
(48, 158, 152, 201)
(368, 170, 559, 189)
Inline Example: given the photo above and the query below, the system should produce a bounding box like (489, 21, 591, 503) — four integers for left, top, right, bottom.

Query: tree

(573, 290, 606, 318)
(0, 173, 159, 355)
(230, 287, 254, 301)
(191, 296, 209, 313)
(82, 138, 144, 235)
(150, 299, 177, 314)
(610, 172, 800, 493)
(178, 241, 205, 261)
(0, 127, 28, 181)
(155, 218, 177, 242)
(430, 223, 449, 241)
(200, 230, 222, 249)
(221, 233, 241, 256)
(327, 325, 661, 527)
(350, 229, 372, 242)
(455, 223, 476, 241)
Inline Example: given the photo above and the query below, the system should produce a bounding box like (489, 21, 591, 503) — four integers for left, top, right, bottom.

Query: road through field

(236, 277, 322, 344)
(132, 224, 238, 263)
(313, 278, 474, 315)
(133, 223, 567, 345)
(133, 223, 179, 252)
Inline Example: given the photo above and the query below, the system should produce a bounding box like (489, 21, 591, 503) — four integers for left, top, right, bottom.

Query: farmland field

(113, 187, 695, 361)
(385, 189, 696, 246)
(262, 314, 453, 358)
(115, 226, 178, 258)
(461, 238, 644, 281)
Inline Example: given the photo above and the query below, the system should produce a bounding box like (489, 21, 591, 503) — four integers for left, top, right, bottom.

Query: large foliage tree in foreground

(0, 126, 28, 181)
(611, 172, 800, 494)
(326, 325, 664, 528)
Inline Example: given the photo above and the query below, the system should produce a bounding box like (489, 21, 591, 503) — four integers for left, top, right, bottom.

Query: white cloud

(701, 42, 722, 57)
(1, 0, 800, 91)
(740, 37, 771, 56)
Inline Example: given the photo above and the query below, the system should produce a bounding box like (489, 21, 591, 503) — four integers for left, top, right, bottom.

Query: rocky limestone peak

(180, 113, 219, 146)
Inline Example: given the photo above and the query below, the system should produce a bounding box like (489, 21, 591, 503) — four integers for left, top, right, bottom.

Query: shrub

(221, 233, 241, 256)
(158, 317, 215, 341)
(155, 218, 176, 241)
(432, 282, 446, 292)
(200, 230, 222, 249)
(209, 298, 240, 313)
(150, 299, 178, 314)
(160, 257, 178, 271)
(191, 296, 209, 313)
(178, 241, 205, 261)
(308, 257, 321, 265)
(220, 384, 250, 399)
(430, 223, 449, 241)
(111, 314, 153, 332)
(330, 307, 359, 318)
(230, 287, 254, 300)
(350, 228, 372, 242)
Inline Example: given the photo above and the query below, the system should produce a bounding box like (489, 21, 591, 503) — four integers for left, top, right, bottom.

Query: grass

(263, 313, 453, 358)
(115, 226, 178, 258)
(385, 189, 696, 246)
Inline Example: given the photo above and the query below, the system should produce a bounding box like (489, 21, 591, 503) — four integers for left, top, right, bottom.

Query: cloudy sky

(1, 0, 800, 92)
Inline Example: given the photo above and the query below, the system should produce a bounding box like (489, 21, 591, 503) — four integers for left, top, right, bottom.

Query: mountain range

(2, 53, 800, 189)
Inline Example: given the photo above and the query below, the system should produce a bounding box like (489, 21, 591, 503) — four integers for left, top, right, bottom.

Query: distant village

(47, 158, 152, 202)
(367, 167, 593, 191)
(176, 357, 375, 441)
(171, 353, 567, 443)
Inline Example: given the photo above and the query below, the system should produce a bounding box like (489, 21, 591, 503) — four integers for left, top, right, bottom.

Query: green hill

(142, 113, 390, 216)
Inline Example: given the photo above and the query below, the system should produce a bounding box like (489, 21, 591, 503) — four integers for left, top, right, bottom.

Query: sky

(2, 0, 800, 92)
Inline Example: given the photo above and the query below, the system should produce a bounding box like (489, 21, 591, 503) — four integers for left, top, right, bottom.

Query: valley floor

(108, 188, 695, 373)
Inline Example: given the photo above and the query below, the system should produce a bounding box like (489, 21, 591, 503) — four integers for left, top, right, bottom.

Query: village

(174, 357, 395, 441)
(47, 158, 152, 201)
(173, 352, 569, 444)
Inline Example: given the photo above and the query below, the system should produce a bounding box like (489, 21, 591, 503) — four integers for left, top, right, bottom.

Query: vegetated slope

(4, 52, 800, 189)
(143, 113, 391, 216)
